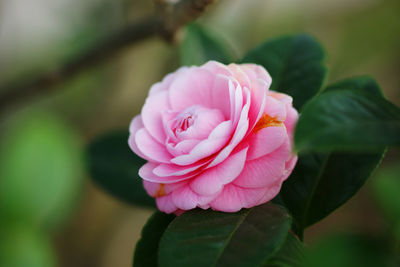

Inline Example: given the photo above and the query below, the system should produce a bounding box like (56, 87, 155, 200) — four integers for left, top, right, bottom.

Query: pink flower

(129, 61, 298, 214)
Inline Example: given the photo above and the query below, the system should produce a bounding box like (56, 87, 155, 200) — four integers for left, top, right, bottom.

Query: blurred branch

(0, 0, 215, 113)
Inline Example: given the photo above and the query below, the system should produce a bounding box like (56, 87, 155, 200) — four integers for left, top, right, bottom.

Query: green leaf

(265, 233, 305, 267)
(180, 23, 234, 66)
(280, 151, 385, 233)
(159, 203, 292, 267)
(0, 111, 84, 230)
(241, 34, 326, 110)
(295, 78, 400, 152)
(280, 77, 390, 235)
(324, 76, 383, 96)
(134, 212, 175, 267)
(87, 131, 155, 208)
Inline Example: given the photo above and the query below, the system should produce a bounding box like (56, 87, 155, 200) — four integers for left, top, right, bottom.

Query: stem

(0, 0, 215, 113)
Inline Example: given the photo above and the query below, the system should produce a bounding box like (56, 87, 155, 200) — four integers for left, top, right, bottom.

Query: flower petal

(171, 120, 232, 166)
(246, 126, 287, 160)
(139, 162, 195, 184)
(233, 140, 290, 188)
(209, 184, 269, 212)
(228, 64, 252, 89)
(202, 60, 233, 76)
(211, 74, 232, 119)
(171, 186, 217, 210)
(281, 155, 298, 181)
(149, 67, 188, 96)
(128, 116, 148, 160)
(264, 95, 286, 121)
(208, 92, 250, 167)
(156, 195, 178, 214)
(232, 80, 244, 123)
(247, 79, 268, 131)
(284, 105, 299, 136)
(241, 64, 272, 86)
(135, 128, 172, 163)
(169, 68, 215, 110)
(190, 146, 248, 196)
(166, 139, 200, 157)
(153, 159, 209, 177)
(143, 180, 187, 197)
(141, 90, 170, 143)
(253, 180, 284, 206)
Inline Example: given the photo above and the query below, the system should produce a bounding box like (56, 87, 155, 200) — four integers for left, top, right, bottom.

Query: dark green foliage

(280, 151, 384, 233)
(133, 212, 175, 267)
(242, 34, 326, 110)
(295, 78, 400, 152)
(159, 204, 292, 267)
(280, 77, 396, 236)
(87, 131, 155, 208)
(266, 233, 305, 267)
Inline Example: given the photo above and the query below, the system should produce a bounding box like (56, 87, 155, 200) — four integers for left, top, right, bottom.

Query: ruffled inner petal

(247, 79, 268, 132)
(170, 120, 232, 166)
(208, 88, 251, 167)
(211, 74, 232, 119)
(166, 139, 200, 157)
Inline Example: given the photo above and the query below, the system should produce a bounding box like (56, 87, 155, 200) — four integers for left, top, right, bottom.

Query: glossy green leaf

(280, 151, 384, 234)
(266, 233, 305, 267)
(241, 34, 326, 110)
(180, 23, 234, 66)
(134, 212, 175, 267)
(159, 203, 291, 267)
(87, 131, 155, 208)
(295, 78, 400, 152)
(0, 111, 84, 229)
(280, 77, 391, 235)
(324, 76, 383, 96)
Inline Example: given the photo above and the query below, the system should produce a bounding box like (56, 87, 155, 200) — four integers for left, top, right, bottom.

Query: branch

(0, 0, 215, 113)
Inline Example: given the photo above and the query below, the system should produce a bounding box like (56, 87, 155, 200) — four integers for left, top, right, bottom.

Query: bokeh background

(0, 0, 399, 266)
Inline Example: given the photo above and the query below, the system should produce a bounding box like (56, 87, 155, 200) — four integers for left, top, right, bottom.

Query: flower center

(164, 105, 225, 143)
(175, 115, 194, 135)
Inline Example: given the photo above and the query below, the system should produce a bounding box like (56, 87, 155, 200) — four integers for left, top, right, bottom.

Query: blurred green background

(0, 0, 399, 266)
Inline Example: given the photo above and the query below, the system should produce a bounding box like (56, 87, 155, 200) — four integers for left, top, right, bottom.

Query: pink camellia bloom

(128, 61, 298, 214)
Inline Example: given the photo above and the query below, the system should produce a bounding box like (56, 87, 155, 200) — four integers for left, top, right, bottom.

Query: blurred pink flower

(129, 61, 298, 214)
